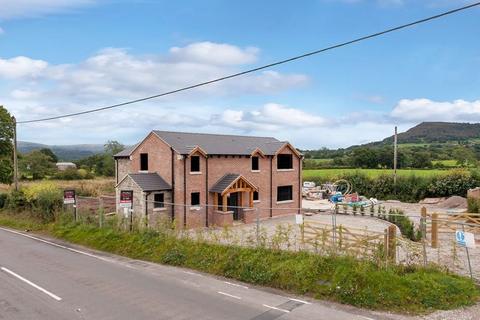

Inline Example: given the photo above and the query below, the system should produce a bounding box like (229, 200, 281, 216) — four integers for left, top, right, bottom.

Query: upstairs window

(140, 153, 148, 171)
(277, 154, 293, 170)
(191, 192, 200, 206)
(277, 186, 293, 202)
(154, 193, 164, 208)
(191, 156, 200, 172)
(251, 156, 259, 171)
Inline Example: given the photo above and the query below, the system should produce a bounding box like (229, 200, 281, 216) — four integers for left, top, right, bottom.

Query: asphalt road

(0, 226, 379, 320)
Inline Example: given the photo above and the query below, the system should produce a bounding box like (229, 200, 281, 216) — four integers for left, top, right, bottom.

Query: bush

(467, 197, 480, 213)
(53, 168, 94, 180)
(5, 190, 27, 211)
(0, 193, 7, 209)
(427, 170, 477, 198)
(23, 182, 62, 222)
(307, 169, 480, 202)
(386, 209, 421, 241)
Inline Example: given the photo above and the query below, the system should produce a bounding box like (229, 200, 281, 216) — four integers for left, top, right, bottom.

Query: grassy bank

(0, 212, 478, 314)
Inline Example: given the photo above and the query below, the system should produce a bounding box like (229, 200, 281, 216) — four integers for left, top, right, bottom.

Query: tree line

(303, 144, 479, 169)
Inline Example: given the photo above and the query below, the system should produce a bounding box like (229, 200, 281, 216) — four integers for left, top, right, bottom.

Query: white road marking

(182, 270, 203, 276)
(1, 267, 62, 301)
(360, 317, 376, 320)
(0, 227, 112, 263)
(288, 298, 311, 305)
(217, 291, 241, 300)
(224, 281, 249, 289)
(262, 304, 290, 313)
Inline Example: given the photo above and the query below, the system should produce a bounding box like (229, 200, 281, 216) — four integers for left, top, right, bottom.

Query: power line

(17, 1, 480, 124)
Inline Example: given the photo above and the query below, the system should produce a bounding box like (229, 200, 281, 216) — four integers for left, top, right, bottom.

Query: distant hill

(18, 141, 105, 161)
(380, 122, 480, 144)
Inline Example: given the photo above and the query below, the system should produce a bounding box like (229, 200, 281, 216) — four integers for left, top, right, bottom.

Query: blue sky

(1, 0, 479, 148)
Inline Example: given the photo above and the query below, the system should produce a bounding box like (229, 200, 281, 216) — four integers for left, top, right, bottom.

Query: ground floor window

(191, 192, 200, 206)
(253, 191, 259, 201)
(154, 193, 164, 208)
(277, 185, 293, 202)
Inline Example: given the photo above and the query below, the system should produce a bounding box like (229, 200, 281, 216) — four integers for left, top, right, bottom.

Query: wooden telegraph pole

(12, 116, 19, 191)
(393, 126, 398, 192)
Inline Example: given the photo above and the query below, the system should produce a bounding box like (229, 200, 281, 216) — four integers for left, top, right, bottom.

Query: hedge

(307, 170, 479, 202)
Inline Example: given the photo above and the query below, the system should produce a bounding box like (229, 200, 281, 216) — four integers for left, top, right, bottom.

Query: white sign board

(455, 230, 476, 248)
(295, 214, 304, 225)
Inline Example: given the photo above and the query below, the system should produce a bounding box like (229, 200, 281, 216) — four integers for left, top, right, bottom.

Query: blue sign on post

(455, 230, 475, 248)
(455, 230, 466, 247)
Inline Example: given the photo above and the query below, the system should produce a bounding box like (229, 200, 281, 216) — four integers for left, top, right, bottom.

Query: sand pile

(437, 196, 467, 209)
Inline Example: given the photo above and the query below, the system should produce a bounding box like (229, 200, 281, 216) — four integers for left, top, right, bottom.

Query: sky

(0, 0, 479, 149)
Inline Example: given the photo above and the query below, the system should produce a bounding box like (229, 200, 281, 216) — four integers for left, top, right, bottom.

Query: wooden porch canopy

(210, 174, 258, 212)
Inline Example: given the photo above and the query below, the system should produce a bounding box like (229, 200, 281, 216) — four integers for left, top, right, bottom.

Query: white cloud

(212, 103, 328, 131)
(1, 44, 307, 112)
(0, 27, 4, 35)
(2, 42, 312, 145)
(0, 0, 93, 20)
(0, 56, 48, 78)
(169, 42, 259, 66)
(391, 98, 480, 122)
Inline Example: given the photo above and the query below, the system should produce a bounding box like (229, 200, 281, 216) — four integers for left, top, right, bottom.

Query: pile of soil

(437, 196, 467, 209)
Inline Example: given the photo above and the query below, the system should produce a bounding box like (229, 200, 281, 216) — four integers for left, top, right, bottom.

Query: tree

(19, 150, 56, 180)
(39, 148, 58, 163)
(104, 140, 124, 155)
(0, 106, 14, 184)
(351, 148, 378, 168)
(410, 151, 432, 168)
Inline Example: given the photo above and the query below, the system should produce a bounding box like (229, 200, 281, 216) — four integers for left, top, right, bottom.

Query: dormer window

(190, 156, 200, 173)
(251, 156, 259, 171)
(140, 153, 148, 171)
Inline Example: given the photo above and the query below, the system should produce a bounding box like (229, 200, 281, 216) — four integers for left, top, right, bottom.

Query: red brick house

(114, 131, 302, 228)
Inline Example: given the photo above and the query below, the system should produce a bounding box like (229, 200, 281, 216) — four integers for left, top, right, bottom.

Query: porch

(210, 174, 258, 226)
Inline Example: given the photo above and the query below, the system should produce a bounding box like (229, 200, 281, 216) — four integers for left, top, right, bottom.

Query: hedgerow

(307, 169, 480, 202)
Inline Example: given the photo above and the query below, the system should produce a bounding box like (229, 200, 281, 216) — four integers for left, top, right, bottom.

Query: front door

(228, 193, 240, 220)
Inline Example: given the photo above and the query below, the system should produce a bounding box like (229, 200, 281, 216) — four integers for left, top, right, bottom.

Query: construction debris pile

(303, 180, 377, 207)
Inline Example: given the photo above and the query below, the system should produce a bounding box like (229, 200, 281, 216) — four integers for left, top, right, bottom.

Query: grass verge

(0, 212, 478, 314)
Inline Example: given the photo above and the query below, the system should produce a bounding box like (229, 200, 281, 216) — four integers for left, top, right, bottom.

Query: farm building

(114, 130, 302, 228)
(56, 162, 77, 171)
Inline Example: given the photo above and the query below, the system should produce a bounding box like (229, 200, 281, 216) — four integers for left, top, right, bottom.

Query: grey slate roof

(114, 131, 296, 157)
(153, 131, 286, 155)
(210, 174, 241, 194)
(114, 143, 138, 158)
(129, 173, 171, 191)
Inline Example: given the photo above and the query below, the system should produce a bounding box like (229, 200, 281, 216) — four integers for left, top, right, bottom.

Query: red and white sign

(120, 191, 133, 208)
(63, 190, 76, 205)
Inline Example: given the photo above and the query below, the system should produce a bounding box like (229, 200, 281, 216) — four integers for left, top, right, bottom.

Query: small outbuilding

(56, 162, 77, 171)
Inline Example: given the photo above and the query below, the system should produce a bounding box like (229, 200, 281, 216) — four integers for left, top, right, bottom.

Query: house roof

(114, 143, 138, 158)
(128, 173, 171, 192)
(210, 173, 257, 194)
(114, 130, 301, 157)
(154, 130, 288, 155)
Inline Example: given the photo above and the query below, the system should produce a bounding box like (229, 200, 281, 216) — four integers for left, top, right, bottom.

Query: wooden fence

(424, 207, 480, 248)
(301, 220, 396, 261)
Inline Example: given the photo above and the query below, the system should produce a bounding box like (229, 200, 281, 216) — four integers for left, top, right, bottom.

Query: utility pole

(12, 116, 18, 191)
(393, 126, 398, 191)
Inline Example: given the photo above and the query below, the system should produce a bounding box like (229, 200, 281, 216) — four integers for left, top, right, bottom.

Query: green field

(303, 168, 451, 180)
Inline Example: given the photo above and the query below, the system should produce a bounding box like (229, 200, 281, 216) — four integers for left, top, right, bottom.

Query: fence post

(99, 197, 104, 228)
(431, 212, 438, 248)
(421, 207, 427, 267)
(388, 225, 396, 263)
